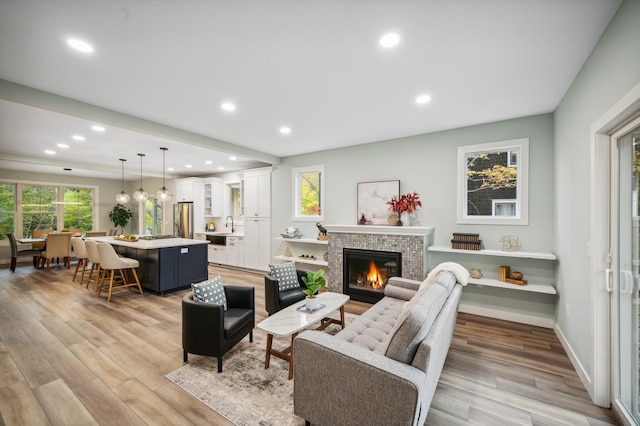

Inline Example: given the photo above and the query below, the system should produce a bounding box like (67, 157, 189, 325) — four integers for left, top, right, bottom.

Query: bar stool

(70, 237, 89, 285)
(84, 239, 102, 291)
(96, 242, 144, 302)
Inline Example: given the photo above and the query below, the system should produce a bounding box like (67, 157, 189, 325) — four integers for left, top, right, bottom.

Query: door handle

(606, 268, 613, 293)
(621, 270, 634, 295)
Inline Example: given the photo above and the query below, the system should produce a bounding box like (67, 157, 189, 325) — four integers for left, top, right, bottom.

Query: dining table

(15, 237, 46, 244)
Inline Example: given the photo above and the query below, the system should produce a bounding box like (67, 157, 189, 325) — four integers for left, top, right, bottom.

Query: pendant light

(155, 147, 172, 201)
(133, 153, 148, 202)
(115, 158, 130, 204)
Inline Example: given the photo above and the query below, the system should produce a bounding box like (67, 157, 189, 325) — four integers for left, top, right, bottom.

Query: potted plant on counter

(302, 269, 326, 310)
(108, 204, 133, 234)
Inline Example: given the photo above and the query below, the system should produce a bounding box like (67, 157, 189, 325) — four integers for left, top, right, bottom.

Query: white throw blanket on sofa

(421, 262, 469, 288)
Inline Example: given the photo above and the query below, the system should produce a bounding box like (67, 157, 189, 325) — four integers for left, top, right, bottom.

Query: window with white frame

(0, 180, 97, 239)
(293, 165, 324, 221)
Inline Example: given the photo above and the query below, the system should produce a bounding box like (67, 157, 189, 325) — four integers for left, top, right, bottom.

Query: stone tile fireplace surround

(325, 225, 434, 295)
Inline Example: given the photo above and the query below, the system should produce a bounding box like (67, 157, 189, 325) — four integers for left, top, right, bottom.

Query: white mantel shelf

(325, 225, 434, 237)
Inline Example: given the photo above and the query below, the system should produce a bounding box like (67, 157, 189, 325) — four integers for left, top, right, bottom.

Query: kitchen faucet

(225, 215, 235, 233)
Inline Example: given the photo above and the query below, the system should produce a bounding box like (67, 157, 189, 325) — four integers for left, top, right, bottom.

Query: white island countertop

(87, 236, 210, 250)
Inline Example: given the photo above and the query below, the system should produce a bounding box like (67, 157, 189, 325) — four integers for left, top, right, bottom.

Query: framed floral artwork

(356, 180, 399, 225)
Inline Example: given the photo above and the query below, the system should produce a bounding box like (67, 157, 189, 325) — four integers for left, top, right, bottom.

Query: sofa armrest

(294, 331, 426, 426)
(224, 285, 254, 310)
(385, 277, 422, 300)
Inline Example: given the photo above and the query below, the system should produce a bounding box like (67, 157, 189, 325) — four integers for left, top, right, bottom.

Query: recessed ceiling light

(379, 33, 400, 48)
(416, 94, 432, 104)
(279, 127, 291, 135)
(72, 134, 85, 141)
(229, 156, 237, 161)
(67, 38, 94, 53)
(45, 150, 56, 155)
(205, 160, 213, 165)
(221, 102, 236, 112)
(57, 143, 69, 148)
(167, 167, 174, 171)
(218, 166, 225, 170)
(91, 125, 105, 132)
(185, 164, 192, 168)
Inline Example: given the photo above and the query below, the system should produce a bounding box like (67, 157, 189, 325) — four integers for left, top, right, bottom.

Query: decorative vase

(306, 296, 319, 311)
(398, 211, 410, 226)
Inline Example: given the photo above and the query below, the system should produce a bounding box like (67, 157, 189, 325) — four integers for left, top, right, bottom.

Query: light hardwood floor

(0, 261, 619, 425)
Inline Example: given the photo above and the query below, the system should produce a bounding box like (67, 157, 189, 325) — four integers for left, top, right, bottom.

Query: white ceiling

(0, 0, 622, 181)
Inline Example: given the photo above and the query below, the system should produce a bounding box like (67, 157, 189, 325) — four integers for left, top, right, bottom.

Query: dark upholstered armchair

(182, 285, 255, 372)
(264, 269, 309, 316)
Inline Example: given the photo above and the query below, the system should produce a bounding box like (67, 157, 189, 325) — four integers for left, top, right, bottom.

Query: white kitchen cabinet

(226, 236, 243, 266)
(204, 177, 223, 217)
(208, 244, 227, 264)
(243, 218, 270, 271)
(175, 177, 203, 202)
(243, 169, 271, 218)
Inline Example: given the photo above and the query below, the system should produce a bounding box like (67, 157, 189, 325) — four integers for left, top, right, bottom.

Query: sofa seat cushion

(335, 297, 405, 354)
(385, 271, 456, 364)
(223, 308, 254, 339)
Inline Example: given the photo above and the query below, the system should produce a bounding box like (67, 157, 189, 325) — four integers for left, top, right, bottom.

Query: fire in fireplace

(343, 248, 402, 303)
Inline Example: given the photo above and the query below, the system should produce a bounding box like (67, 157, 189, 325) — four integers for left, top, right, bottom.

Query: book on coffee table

(297, 303, 326, 313)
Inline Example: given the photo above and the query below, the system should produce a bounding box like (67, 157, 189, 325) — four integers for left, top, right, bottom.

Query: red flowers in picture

(387, 192, 422, 214)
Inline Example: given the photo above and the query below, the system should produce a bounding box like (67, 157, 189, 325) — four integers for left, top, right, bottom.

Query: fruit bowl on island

(113, 234, 139, 242)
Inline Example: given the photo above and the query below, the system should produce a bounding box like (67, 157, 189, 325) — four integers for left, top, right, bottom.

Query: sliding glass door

(612, 121, 640, 424)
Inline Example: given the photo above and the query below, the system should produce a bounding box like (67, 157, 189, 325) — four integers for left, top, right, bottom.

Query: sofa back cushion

(385, 271, 456, 364)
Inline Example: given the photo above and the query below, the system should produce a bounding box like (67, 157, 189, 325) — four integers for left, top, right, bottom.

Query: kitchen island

(88, 236, 209, 294)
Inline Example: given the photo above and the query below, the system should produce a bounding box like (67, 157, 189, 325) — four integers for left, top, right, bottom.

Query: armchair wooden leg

(183, 350, 188, 362)
(217, 357, 222, 373)
(250, 330, 253, 342)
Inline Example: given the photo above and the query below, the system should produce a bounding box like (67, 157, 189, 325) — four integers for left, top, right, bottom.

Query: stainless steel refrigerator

(174, 202, 194, 239)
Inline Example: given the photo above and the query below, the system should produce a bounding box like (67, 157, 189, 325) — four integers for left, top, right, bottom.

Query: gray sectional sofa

(293, 268, 465, 426)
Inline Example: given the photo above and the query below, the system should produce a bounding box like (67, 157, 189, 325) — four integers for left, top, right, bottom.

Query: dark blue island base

(112, 243, 208, 295)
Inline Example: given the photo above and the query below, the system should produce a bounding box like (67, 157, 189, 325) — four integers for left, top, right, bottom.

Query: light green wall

(272, 113, 555, 253)
(554, 0, 640, 378)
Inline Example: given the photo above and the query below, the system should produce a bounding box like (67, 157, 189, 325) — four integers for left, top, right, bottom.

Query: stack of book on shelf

(451, 233, 481, 250)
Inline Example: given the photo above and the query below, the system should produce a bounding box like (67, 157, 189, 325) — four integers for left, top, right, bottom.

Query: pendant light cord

(120, 158, 126, 190)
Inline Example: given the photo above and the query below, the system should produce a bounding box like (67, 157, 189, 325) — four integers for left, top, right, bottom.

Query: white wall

(554, 0, 640, 389)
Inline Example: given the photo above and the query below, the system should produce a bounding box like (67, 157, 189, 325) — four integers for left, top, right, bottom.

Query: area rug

(165, 313, 356, 426)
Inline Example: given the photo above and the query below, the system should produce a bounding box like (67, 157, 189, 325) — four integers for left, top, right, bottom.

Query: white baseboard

(458, 303, 555, 328)
(554, 323, 593, 401)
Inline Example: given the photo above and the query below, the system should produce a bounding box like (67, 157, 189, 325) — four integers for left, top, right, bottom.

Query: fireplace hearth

(343, 248, 401, 303)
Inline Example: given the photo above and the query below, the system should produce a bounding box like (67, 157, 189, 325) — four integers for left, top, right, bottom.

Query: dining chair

(96, 242, 144, 302)
(6, 233, 40, 272)
(70, 237, 89, 285)
(85, 231, 107, 237)
(84, 239, 102, 291)
(39, 232, 72, 271)
(31, 229, 53, 250)
(107, 228, 118, 236)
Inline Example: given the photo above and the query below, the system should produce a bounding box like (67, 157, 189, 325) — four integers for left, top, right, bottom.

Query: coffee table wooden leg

(340, 305, 346, 329)
(265, 333, 273, 369)
(288, 333, 296, 380)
